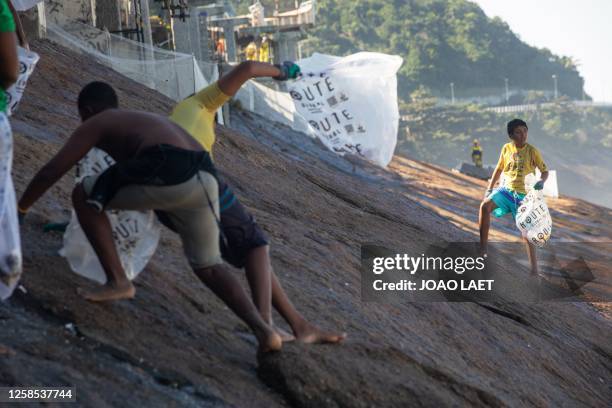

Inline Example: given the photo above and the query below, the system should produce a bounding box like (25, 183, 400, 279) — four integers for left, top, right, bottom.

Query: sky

(472, 0, 612, 102)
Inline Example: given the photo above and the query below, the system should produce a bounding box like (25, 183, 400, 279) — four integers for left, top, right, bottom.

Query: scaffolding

(207, 1, 316, 63)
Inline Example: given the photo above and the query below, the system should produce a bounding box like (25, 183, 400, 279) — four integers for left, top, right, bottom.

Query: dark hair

(77, 81, 118, 113)
(507, 118, 527, 136)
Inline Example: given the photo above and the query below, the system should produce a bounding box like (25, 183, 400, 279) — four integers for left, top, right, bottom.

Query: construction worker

(216, 37, 225, 61)
(245, 40, 258, 61)
(471, 139, 483, 168)
(258, 35, 270, 63)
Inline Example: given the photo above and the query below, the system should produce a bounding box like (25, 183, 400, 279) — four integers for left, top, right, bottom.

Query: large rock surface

(0, 41, 610, 407)
(459, 162, 494, 180)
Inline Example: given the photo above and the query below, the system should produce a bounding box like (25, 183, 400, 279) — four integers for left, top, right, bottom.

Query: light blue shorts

(488, 187, 526, 219)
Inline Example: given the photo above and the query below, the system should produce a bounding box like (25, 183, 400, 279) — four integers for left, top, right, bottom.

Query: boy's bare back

(90, 109, 203, 162)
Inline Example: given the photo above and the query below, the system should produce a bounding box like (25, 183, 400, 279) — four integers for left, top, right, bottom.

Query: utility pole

(450, 82, 455, 105)
(504, 78, 509, 105)
(552, 74, 558, 99)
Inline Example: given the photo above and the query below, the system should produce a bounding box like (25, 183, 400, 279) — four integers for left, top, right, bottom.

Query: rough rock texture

(1, 40, 610, 407)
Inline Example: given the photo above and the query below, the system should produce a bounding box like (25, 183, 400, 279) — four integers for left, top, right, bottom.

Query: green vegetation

(306, 0, 585, 101)
(232, 0, 585, 103)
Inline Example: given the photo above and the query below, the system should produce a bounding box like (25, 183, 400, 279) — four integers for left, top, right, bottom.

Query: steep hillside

(1, 40, 610, 407)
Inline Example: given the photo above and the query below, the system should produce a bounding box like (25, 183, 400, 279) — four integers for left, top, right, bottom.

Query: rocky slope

(1, 40, 610, 407)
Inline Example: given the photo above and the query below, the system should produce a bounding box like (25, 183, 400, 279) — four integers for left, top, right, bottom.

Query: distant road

(400, 101, 612, 121)
(484, 101, 612, 114)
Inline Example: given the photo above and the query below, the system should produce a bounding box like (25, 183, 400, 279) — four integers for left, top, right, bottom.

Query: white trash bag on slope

(6, 46, 40, 115)
(0, 114, 21, 300)
(289, 52, 403, 167)
(60, 148, 161, 284)
(515, 189, 552, 248)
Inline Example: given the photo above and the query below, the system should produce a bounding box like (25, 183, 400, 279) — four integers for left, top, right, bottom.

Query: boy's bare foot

(255, 326, 283, 353)
(294, 321, 346, 344)
(77, 281, 135, 302)
(531, 270, 542, 279)
(274, 325, 296, 342)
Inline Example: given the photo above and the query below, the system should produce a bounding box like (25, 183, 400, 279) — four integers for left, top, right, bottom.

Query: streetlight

(450, 82, 455, 105)
(504, 78, 509, 105)
(552, 74, 558, 99)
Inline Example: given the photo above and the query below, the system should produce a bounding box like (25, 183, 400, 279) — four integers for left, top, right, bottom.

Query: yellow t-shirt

(496, 142, 548, 194)
(169, 82, 231, 154)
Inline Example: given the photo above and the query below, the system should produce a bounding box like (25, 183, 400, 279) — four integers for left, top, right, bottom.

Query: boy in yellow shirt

(479, 119, 549, 274)
(170, 61, 345, 345)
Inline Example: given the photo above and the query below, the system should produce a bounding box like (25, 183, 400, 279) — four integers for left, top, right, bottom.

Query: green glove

(43, 222, 70, 233)
(274, 61, 301, 81)
(534, 180, 544, 191)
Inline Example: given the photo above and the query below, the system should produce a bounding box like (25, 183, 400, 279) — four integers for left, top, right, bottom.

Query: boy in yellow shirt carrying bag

(479, 119, 549, 275)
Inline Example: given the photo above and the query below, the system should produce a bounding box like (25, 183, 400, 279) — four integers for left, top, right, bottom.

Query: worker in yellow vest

(245, 41, 257, 61)
(471, 139, 483, 168)
(258, 35, 270, 63)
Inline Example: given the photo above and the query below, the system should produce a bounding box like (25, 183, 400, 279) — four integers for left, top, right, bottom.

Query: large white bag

(515, 190, 552, 248)
(289, 52, 403, 167)
(6, 46, 40, 115)
(0, 113, 22, 300)
(59, 148, 161, 284)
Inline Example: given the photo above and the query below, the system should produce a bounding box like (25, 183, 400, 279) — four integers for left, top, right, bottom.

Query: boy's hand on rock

(274, 61, 301, 81)
(534, 180, 545, 190)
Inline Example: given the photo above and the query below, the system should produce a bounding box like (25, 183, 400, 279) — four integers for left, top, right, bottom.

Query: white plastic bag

(0, 113, 22, 300)
(515, 190, 552, 248)
(289, 52, 403, 167)
(59, 148, 161, 284)
(6, 46, 40, 115)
